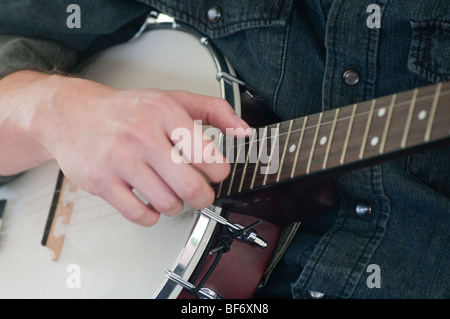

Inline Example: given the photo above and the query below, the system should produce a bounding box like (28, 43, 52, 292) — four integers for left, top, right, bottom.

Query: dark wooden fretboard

(213, 81, 450, 198)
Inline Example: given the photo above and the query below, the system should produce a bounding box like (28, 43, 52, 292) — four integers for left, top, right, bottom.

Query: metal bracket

(165, 270, 222, 299)
(216, 71, 262, 101)
(0, 199, 6, 233)
(198, 207, 267, 249)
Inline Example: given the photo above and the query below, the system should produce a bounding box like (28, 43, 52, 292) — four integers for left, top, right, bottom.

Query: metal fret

(425, 82, 442, 142)
(250, 126, 268, 189)
(227, 139, 244, 195)
(238, 128, 257, 193)
(263, 123, 280, 186)
(379, 94, 396, 154)
(359, 100, 376, 159)
(340, 104, 357, 165)
(291, 116, 308, 178)
(401, 88, 418, 148)
(323, 108, 339, 169)
(276, 119, 294, 182)
(215, 133, 225, 198)
(306, 113, 323, 174)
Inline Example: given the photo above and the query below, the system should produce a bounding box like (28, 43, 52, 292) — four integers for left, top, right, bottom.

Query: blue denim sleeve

(0, 35, 77, 79)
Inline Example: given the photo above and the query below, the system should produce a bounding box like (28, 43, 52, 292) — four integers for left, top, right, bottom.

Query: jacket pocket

(408, 20, 450, 82)
(406, 147, 450, 198)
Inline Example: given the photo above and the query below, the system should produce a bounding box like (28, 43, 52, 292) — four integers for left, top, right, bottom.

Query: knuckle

(180, 179, 204, 202)
(157, 196, 183, 216)
(108, 140, 129, 163)
(211, 97, 232, 112)
(109, 125, 159, 162)
(140, 90, 176, 112)
(208, 162, 231, 183)
(181, 180, 214, 209)
(121, 120, 150, 143)
(200, 188, 215, 208)
(85, 169, 107, 196)
(214, 97, 230, 108)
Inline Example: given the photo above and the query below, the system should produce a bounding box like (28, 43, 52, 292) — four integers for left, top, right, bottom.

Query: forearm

(0, 70, 57, 175)
(0, 33, 77, 177)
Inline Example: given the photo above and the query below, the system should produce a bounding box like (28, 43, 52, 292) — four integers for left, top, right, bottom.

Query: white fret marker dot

(370, 136, 379, 146)
(319, 136, 327, 146)
(418, 110, 427, 120)
(377, 108, 386, 117)
(289, 144, 296, 153)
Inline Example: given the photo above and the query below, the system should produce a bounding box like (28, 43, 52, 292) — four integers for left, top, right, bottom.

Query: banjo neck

(214, 81, 450, 199)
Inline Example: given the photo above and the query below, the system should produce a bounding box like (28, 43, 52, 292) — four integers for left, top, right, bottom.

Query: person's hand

(0, 71, 251, 226)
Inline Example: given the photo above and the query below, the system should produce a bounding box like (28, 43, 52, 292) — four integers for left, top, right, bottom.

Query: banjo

(0, 14, 449, 298)
(0, 15, 279, 299)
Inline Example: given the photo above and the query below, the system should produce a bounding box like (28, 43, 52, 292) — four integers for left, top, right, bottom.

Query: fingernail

(235, 114, 250, 129)
(234, 114, 253, 137)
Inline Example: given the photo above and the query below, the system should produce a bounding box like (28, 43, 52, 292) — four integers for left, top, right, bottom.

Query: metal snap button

(343, 69, 360, 86)
(355, 202, 372, 216)
(308, 290, 325, 299)
(207, 6, 222, 23)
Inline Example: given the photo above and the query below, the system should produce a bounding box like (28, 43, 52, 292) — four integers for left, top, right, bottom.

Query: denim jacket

(0, 0, 449, 298)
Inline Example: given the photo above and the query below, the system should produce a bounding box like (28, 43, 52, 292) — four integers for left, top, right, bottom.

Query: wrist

(0, 71, 61, 174)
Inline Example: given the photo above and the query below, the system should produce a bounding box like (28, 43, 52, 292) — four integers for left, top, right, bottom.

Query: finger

(146, 136, 217, 210)
(120, 161, 184, 217)
(168, 90, 253, 138)
(102, 181, 161, 227)
(171, 119, 231, 180)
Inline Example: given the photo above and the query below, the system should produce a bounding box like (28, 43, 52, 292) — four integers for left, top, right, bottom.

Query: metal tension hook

(198, 207, 268, 250)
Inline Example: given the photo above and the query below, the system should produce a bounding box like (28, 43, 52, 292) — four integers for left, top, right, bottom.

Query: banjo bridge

(41, 171, 76, 261)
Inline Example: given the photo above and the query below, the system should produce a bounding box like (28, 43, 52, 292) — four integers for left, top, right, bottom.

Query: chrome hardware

(216, 72, 248, 90)
(207, 6, 222, 23)
(0, 199, 6, 232)
(133, 11, 177, 40)
(233, 223, 268, 248)
(355, 202, 372, 216)
(343, 69, 360, 86)
(309, 290, 325, 299)
(216, 71, 262, 100)
(198, 207, 267, 249)
(165, 270, 222, 299)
